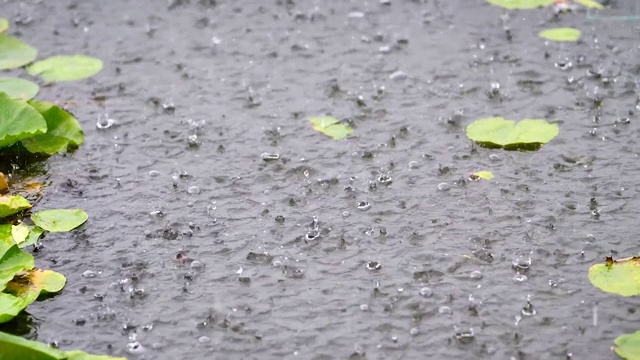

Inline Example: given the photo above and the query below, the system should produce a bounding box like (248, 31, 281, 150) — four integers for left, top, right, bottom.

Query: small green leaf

(308, 116, 353, 140)
(589, 256, 640, 296)
(21, 100, 84, 155)
(17, 226, 44, 248)
(466, 117, 559, 150)
(575, 0, 604, 9)
(0, 195, 31, 218)
(31, 209, 88, 232)
(614, 330, 640, 360)
(0, 34, 37, 70)
(0, 92, 47, 149)
(11, 224, 29, 245)
(0, 243, 34, 290)
(0, 269, 65, 323)
(0, 332, 128, 359)
(27, 55, 103, 82)
(486, 0, 554, 9)
(0, 78, 39, 100)
(539, 27, 581, 42)
(473, 171, 494, 180)
(0, 18, 9, 33)
(0, 224, 11, 246)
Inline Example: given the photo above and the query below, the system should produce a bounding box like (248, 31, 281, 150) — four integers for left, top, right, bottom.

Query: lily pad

(589, 256, 640, 296)
(0, 243, 34, 290)
(17, 226, 43, 248)
(31, 209, 88, 232)
(0, 269, 65, 323)
(0, 34, 37, 70)
(614, 330, 640, 360)
(308, 116, 353, 140)
(471, 171, 494, 180)
(0, 330, 128, 359)
(0, 78, 39, 100)
(575, 0, 604, 9)
(0, 18, 8, 33)
(27, 55, 103, 82)
(465, 117, 559, 150)
(539, 27, 581, 42)
(21, 100, 84, 154)
(486, 0, 554, 9)
(11, 224, 29, 245)
(0, 195, 31, 218)
(0, 92, 47, 149)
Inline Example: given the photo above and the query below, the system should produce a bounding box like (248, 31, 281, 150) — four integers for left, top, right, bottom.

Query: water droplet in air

(187, 134, 200, 147)
(96, 114, 115, 129)
(521, 301, 536, 316)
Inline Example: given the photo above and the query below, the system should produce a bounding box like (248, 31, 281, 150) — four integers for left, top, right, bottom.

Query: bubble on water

(261, 152, 280, 161)
(513, 273, 527, 282)
(408, 161, 419, 170)
(489, 154, 500, 162)
(342, 211, 350, 218)
(469, 270, 483, 280)
(378, 174, 392, 185)
(360, 304, 369, 311)
(96, 114, 116, 129)
(439, 306, 452, 315)
(437, 182, 450, 191)
(357, 201, 371, 211)
(163, 99, 175, 113)
(82, 270, 96, 278)
(454, 327, 474, 344)
(379, 45, 391, 54)
(305, 230, 320, 241)
(419, 287, 433, 297)
(410, 327, 419, 336)
(190, 261, 203, 269)
(348, 11, 365, 18)
(389, 70, 407, 81)
(365, 261, 382, 271)
(512, 256, 531, 271)
(149, 170, 160, 177)
(127, 341, 145, 354)
(187, 186, 200, 194)
(198, 336, 211, 344)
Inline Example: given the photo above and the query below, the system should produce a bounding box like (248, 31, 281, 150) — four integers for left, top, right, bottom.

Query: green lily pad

(308, 116, 353, 140)
(575, 0, 604, 9)
(0, 92, 47, 149)
(0, 269, 66, 323)
(614, 330, 640, 360)
(0, 330, 128, 359)
(27, 55, 103, 82)
(486, 0, 554, 9)
(0, 34, 37, 70)
(0, 195, 31, 218)
(0, 78, 39, 100)
(21, 100, 84, 155)
(0, 224, 42, 248)
(539, 27, 581, 42)
(11, 224, 28, 245)
(0, 224, 11, 245)
(471, 171, 494, 180)
(31, 209, 88, 232)
(589, 256, 640, 296)
(0, 18, 8, 33)
(466, 117, 559, 150)
(0, 243, 34, 290)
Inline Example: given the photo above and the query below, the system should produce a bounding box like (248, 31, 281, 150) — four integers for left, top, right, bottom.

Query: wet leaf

(0, 92, 47, 149)
(64, 350, 127, 360)
(0, 78, 39, 100)
(0, 172, 7, 194)
(21, 100, 84, 154)
(308, 116, 353, 140)
(0, 18, 8, 33)
(0, 195, 31, 218)
(486, 0, 554, 9)
(575, 0, 604, 9)
(27, 55, 103, 82)
(17, 226, 43, 248)
(0, 34, 37, 70)
(31, 209, 88, 232)
(588, 256, 640, 296)
(614, 330, 640, 360)
(0, 331, 128, 359)
(473, 171, 494, 180)
(10, 224, 28, 245)
(465, 117, 559, 150)
(5, 268, 66, 295)
(539, 27, 581, 42)
(0, 243, 34, 290)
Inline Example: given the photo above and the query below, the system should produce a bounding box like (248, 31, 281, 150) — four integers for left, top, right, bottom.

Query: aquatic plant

(465, 117, 559, 150)
(308, 116, 353, 140)
(539, 27, 582, 42)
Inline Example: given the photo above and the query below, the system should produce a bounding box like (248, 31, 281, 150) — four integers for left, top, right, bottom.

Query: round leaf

(0, 195, 31, 218)
(0, 243, 34, 290)
(589, 256, 640, 296)
(0, 18, 8, 33)
(308, 116, 353, 140)
(614, 331, 640, 360)
(486, 0, 554, 9)
(21, 100, 84, 155)
(27, 55, 103, 82)
(31, 209, 88, 232)
(0, 78, 39, 100)
(0, 34, 37, 70)
(0, 92, 47, 149)
(539, 27, 581, 42)
(465, 117, 559, 150)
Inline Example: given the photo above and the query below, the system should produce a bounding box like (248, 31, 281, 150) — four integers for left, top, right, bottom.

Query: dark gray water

(2, 0, 640, 359)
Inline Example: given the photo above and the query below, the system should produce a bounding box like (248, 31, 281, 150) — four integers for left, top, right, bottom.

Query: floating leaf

(0, 330, 128, 359)
(466, 117, 559, 150)
(486, 0, 554, 9)
(539, 27, 581, 42)
(0, 92, 47, 149)
(0, 18, 8, 33)
(308, 116, 353, 140)
(0, 78, 39, 100)
(17, 226, 43, 248)
(0, 34, 37, 70)
(472, 171, 494, 180)
(11, 224, 28, 245)
(31, 209, 88, 232)
(0, 243, 34, 290)
(589, 256, 640, 296)
(0, 269, 65, 323)
(0, 224, 11, 245)
(0, 195, 31, 218)
(575, 0, 604, 9)
(614, 331, 640, 360)
(21, 100, 84, 154)
(27, 55, 103, 82)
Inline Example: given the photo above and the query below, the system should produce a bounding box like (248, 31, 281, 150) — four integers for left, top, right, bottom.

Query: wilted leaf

(31, 209, 88, 232)
(0, 18, 8, 33)
(0, 243, 34, 290)
(0, 332, 128, 360)
(466, 117, 559, 150)
(0, 172, 7, 194)
(486, 0, 554, 9)
(0, 195, 31, 218)
(0, 78, 39, 100)
(539, 27, 581, 42)
(21, 100, 84, 155)
(0, 34, 37, 70)
(27, 55, 103, 82)
(575, 0, 604, 9)
(588, 256, 640, 296)
(614, 330, 640, 360)
(308, 116, 353, 140)
(0, 92, 47, 149)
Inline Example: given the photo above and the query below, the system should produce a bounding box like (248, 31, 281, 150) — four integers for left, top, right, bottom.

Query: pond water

(2, 0, 640, 359)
